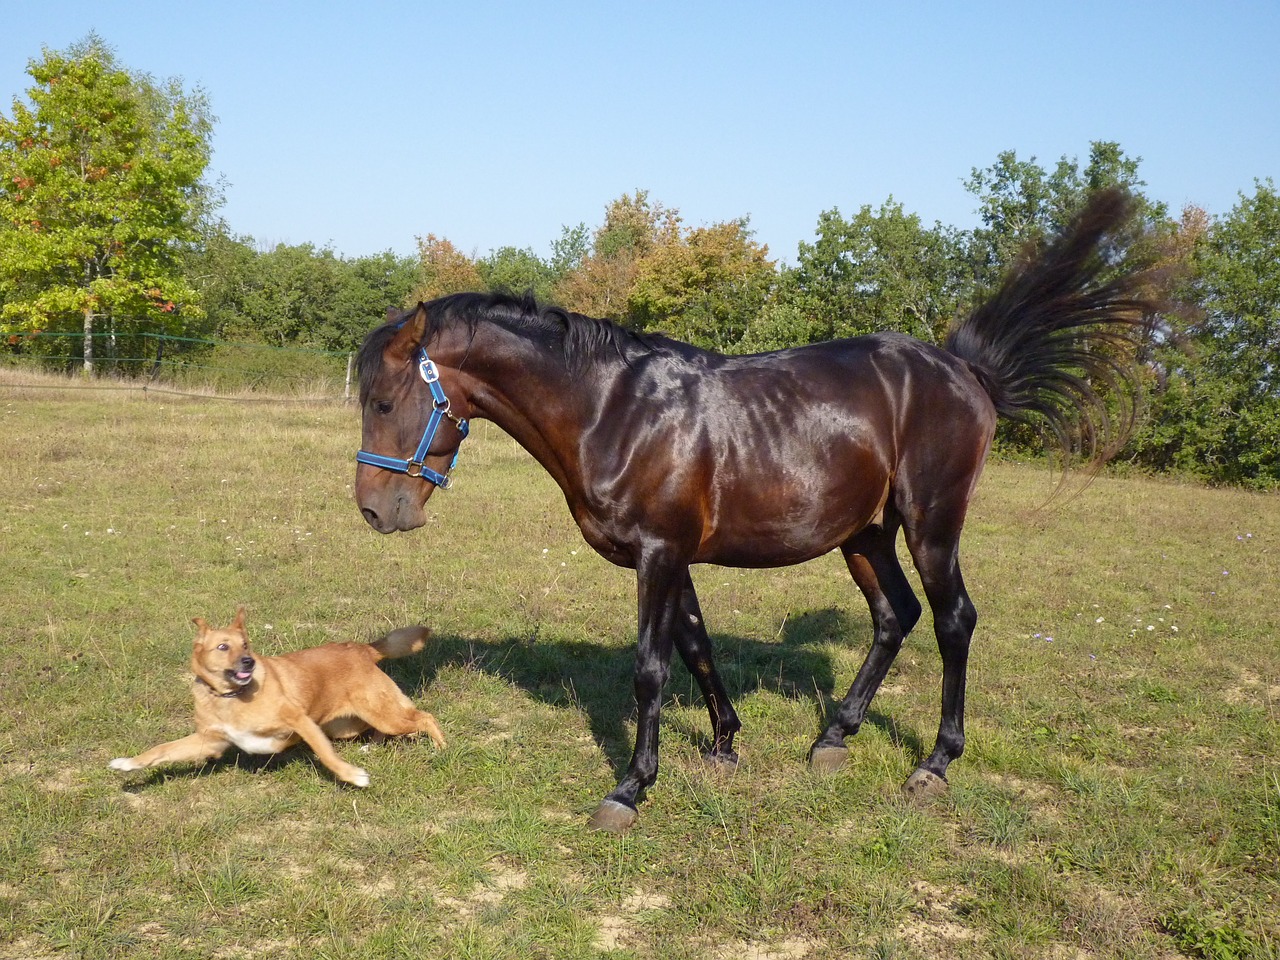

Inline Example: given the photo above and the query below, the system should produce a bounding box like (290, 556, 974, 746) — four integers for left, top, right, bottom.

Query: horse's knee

(934, 592, 976, 648)
(633, 655, 671, 701)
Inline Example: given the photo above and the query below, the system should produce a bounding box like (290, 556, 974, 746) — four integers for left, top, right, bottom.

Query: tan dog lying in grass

(109, 607, 445, 787)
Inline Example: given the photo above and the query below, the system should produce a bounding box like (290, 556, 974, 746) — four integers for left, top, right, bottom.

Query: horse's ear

(386, 306, 399, 322)
(387, 303, 429, 365)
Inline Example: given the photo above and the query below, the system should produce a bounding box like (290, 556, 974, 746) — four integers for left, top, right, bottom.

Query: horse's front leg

(588, 553, 685, 833)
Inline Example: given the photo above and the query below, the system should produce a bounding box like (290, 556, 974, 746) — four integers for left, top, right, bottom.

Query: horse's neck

(460, 327, 602, 494)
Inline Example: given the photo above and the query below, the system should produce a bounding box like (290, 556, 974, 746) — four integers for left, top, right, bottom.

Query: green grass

(2, 374, 1278, 959)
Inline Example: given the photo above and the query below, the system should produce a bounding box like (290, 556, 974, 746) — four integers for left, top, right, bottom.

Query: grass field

(2, 374, 1278, 959)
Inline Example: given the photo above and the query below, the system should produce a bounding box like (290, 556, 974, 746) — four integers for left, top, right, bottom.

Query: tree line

(2, 38, 1277, 487)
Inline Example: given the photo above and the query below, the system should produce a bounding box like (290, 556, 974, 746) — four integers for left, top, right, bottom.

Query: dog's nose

(239, 656, 255, 671)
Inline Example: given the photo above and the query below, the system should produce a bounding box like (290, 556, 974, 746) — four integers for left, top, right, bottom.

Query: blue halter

(356, 347, 469, 489)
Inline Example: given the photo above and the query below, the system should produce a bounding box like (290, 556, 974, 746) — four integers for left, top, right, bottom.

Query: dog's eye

(217, 643, 229, 651)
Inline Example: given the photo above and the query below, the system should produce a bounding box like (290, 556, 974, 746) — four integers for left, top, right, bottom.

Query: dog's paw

(348, 768, 370, 788)
(108, 757, 139, 772)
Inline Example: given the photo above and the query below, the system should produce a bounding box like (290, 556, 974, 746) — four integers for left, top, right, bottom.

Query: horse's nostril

(361, 507, 381, 527)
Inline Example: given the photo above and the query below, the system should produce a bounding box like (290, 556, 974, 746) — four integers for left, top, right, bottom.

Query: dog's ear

(232, 605, 247, 633)
(191, 617, 209, 645)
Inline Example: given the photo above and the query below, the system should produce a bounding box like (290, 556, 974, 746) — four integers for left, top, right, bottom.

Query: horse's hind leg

(901, 525, 977, 799)
(672, 572, 741, 769)
(810, 522, 921, 772)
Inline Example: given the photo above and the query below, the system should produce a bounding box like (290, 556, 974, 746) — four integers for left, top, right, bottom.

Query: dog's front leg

(290, 715, 370, 787)
(109, 732, 229, 773)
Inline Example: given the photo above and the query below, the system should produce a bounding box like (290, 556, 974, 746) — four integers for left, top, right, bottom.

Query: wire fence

(2, 331, 356, 401)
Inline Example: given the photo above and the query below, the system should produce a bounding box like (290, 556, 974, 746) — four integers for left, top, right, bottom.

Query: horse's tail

(368, 626, 431, 662)
(944, 187, 1154, 463)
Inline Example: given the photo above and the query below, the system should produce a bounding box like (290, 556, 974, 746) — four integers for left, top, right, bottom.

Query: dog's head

(190, 606, 257, 695)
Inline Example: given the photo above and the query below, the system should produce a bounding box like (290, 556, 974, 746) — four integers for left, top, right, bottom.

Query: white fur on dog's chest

(222, 726, 293, 754)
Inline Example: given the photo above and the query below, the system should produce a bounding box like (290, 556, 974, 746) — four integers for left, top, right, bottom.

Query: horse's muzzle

(359, 499, 427, 533)
(356, 476, 430, 534)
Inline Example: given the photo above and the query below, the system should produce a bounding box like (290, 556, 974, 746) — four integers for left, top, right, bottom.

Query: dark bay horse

(354, 189, 1151, 832)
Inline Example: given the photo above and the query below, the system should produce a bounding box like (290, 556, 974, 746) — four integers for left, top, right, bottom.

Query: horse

(354, 188, 1152, 832)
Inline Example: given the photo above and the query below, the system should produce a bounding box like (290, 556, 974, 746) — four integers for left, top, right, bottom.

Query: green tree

(1132, 182, 1280, 486)
(549, 222, 589, 280)
(0, 35, 215, 374)
(963, 141, 1163, 288)
(553, 190, 678, 320)
(224, 242, 344, 346)
(325, 250, 416, 350)
(628, 218, 775, 351)
(478, 245, 555, 300)
(743, 199, 962, 350)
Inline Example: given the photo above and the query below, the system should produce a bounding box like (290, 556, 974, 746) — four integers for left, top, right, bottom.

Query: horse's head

(355, 303, 472, 533)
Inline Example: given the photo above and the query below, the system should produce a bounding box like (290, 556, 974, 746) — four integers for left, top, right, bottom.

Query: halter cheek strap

(356, 348, 470, 489)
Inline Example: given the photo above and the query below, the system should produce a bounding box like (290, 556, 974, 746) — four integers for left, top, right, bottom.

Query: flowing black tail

(945, 188, 1154, 462)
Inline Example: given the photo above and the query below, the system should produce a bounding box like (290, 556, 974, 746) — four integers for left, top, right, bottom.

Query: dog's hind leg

(109, 732, 229, 773)
(353, 686, 447, 750)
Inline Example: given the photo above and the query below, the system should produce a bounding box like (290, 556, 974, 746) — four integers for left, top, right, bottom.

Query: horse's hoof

(703, 751, 739, 773)
(588, 799, 638, 833)
(902, 768, 948, 801)
(808, 745, 850, 774)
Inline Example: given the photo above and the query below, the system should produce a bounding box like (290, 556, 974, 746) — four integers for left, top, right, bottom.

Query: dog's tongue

(235, 670, 252, 681)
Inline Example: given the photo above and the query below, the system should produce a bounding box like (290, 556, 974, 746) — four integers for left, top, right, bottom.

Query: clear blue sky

(5, 1, 1278, 264)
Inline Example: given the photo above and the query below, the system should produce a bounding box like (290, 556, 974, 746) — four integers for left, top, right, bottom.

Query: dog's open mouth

(227, 664, 255, 686)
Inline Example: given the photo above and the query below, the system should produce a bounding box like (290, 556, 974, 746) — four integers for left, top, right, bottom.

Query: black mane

(357, 292, 664, 401)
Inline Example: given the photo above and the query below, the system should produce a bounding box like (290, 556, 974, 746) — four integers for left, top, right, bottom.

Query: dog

(109, 607, 445, 787)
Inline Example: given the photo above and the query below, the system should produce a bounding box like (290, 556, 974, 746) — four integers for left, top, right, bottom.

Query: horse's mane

(357, 292, 666, 401)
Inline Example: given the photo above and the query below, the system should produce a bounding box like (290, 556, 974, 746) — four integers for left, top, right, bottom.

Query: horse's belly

(694, 461, 891, 566)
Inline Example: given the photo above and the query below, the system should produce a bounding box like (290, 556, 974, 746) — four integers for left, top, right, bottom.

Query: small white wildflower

(1095, 617, 1104, 623)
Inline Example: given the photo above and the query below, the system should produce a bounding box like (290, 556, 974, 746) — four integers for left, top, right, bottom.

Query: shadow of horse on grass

(385, 606, 926, 776)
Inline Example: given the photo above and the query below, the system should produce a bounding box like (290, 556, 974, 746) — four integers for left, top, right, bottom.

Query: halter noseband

(356, 347, 470, 489)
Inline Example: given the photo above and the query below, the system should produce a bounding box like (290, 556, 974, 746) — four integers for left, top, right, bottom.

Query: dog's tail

(368, 626, 431, 662)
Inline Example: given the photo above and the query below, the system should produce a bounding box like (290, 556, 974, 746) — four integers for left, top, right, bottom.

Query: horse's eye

(374, 400, 394, 415)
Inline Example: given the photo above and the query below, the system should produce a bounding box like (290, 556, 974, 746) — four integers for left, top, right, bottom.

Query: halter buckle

(419, 358, 440, 383)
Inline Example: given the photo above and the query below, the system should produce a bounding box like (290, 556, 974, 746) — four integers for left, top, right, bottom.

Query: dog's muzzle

(231, 657, 256, 685)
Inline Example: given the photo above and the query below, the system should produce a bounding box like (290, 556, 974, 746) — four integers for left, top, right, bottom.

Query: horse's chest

(572, 510, 636, 568)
